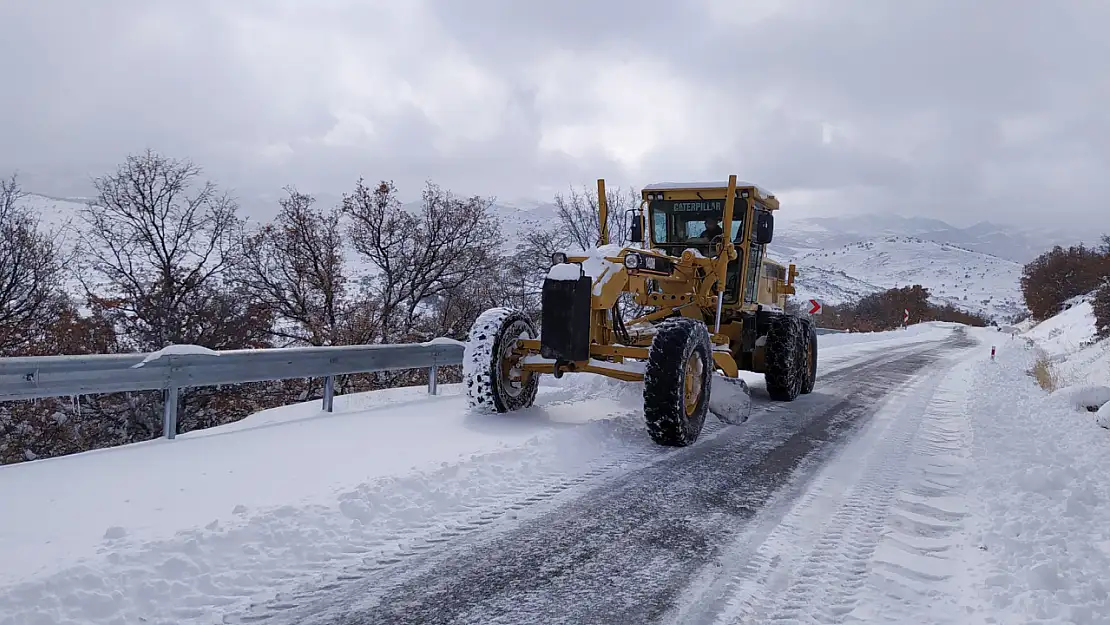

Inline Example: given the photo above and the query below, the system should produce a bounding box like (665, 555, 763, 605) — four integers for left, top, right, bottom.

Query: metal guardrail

(0, 341, 465, 440)
(1, 326, 848, 441)
(815, 328, 847, 335)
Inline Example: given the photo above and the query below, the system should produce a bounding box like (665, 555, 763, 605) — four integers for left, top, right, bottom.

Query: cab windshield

(650, 199, 745, 248)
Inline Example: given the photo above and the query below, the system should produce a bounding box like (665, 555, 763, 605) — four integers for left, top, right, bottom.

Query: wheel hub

(498, 323, 533, 399)
(683, 352, 705, 416)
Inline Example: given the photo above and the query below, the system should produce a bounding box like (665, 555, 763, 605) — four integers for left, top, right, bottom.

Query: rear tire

(799, 318, 818, 395)
(464, 307, 539, 413)
(764, 315, 803, 401)
(644, 317, 712, 446)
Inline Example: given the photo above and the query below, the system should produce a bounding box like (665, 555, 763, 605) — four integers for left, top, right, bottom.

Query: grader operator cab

(463, 175, 817, 447)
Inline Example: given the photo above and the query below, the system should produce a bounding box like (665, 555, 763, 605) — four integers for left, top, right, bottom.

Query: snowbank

(1098, 402, 1110, 429)
(133, 344, 220, 367)
(1049, 385, 1110, 412)
(420, 336, 465, 347)
(963, 338, 1110, 622)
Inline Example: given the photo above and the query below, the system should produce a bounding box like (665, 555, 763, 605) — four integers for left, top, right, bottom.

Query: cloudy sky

(1, 0, 1108, 228)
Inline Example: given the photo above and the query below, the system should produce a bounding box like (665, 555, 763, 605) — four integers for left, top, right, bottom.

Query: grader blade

(709, 374, 753, 425)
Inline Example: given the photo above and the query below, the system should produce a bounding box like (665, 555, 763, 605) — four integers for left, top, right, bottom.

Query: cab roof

(642, 180, 774, 198)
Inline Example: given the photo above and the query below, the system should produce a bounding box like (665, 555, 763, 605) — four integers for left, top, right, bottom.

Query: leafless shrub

(1029, 349, 1062, 392)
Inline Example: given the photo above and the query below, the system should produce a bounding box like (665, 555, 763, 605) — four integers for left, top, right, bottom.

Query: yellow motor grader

(463, 175, 817, 447)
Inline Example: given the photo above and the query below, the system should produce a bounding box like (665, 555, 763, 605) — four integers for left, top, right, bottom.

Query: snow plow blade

(709, 374, 752, 425)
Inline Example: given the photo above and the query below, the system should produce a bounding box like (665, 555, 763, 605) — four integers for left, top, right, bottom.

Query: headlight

(551, 251, 568, 265)
(623, 253, 642, 269)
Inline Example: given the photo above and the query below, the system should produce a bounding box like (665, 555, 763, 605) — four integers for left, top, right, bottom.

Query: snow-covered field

(0, 325, 951, 625)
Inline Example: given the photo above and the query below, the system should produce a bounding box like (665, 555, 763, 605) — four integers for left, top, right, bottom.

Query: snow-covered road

(234, 329, 979, 624)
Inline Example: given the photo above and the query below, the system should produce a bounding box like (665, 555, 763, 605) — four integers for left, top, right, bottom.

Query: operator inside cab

(701, 218, 724, 241)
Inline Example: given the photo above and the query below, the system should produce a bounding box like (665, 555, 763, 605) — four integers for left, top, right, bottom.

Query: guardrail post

(163, 386, 179, 440)
(322, 375, 335, 412)
(428, 366, 437, 395)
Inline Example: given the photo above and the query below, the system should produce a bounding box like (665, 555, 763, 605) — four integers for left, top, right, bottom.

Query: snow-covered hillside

(484, 200, 559, 249)
(1023, 294, 1110, 389)
(14, 193, 85, 234)
(773, 211, 1080, 263)
(789, 236, 1027, 321)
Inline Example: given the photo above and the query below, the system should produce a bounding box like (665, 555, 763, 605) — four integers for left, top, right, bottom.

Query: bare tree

(342, 179, 501, 342)
(553, 184, 640, 251)
(238, 187, 348, 346)
(78, 150, 242, 349)
(0, 174, 65, 354)
(501, 185, 641, 326)
(514, 229, 566, 269)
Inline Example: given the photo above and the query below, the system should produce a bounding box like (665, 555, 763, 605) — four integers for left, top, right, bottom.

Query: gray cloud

(1, 0, 1108, 230)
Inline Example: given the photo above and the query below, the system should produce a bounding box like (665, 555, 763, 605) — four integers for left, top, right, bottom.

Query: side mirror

(629, 210, 644, 243)
(754, 211, 774, 245)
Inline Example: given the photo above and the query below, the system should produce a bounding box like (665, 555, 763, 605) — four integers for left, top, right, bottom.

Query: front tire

(643, 317, 713, 446)
(464, 307, 539, 413)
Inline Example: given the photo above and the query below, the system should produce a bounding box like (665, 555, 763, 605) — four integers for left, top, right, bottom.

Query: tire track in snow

(237, 334, 969, 625)
(667, 367, 944, 624)
(859, 358, 975, 624)
(229, 429, 673, 622)
(671, 336, 977, 625)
